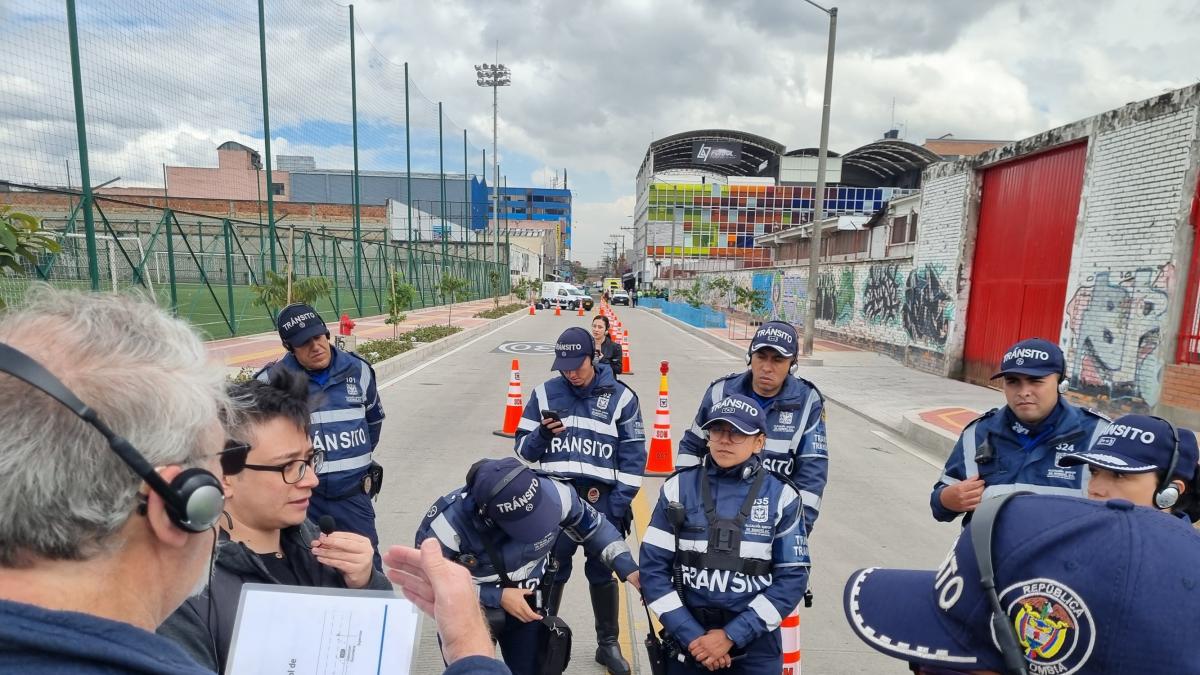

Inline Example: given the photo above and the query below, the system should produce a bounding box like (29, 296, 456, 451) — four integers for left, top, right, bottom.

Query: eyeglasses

(220, 440, 324, 484)
(706, 423, 753, 443)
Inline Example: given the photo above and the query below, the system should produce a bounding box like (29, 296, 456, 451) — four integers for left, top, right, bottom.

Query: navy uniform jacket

(416, 475, 639, 609)
(930, 400, 1110, 522)
(640, 458, 810, 649)
(258, 347, 384, 496)
(515, 363, 645, 518)
(678, 371, 828, 535)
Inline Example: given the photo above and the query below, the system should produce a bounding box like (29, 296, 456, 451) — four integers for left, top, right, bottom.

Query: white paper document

(226, 584, 422, 675)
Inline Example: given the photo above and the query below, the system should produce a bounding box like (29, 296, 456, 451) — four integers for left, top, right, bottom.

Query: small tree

(733, 285, 767, 317)
(251, 270, 332, 309)
(0, 207, 60, 309)
(385, 272, 417, 339)
(708, 275, 733, 310)
(488, 269, 502, 309)
(437, 275, 470, 326)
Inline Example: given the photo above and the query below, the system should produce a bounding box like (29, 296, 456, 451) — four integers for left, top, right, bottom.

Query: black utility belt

(572, 481, 611, 505)
(323, 461, 384, 501)
(676, 550, 772, 577)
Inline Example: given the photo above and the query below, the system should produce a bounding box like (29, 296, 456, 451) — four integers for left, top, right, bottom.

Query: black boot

(590, 581, 631, 675)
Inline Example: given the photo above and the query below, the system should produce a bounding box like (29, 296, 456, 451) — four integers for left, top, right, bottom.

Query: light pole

(475, 61, 510, 269)
(801, 0, 837, 357)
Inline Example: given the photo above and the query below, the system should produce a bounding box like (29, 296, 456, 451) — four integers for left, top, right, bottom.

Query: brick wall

(1059, 107, 1199, 412)
(908, 172, 969, 365)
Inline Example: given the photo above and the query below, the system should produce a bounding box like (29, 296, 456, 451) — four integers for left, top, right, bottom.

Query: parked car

(611, 290, 631, 306)
(535, 282, 594, 311)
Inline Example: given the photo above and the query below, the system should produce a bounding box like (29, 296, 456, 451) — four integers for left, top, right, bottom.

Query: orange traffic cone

(492, 359, 524, 438)
(781, 609, 802, 675)
(577, 305, 585, 317)
(529, 304, 536, 315)
(621, 329, 634, 375)
(645, 361, 674, 475)
(554, 305, 562, 317)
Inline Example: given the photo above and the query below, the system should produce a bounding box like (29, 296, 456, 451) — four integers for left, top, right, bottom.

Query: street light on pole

(801, 0, 837, 357)
(475, 59, 510, 268)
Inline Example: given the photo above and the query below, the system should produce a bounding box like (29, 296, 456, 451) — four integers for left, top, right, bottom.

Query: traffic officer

(844, 493, 1200, 674)
(514, 325, 645, 675)
(930, 337, 1109, 523)
(641, 394, 810, 674)
(678, 320, 828, 536)
(415, 457, 641, 675)
(258, 303, 385, 565)
(1058, 413, 1200, 521)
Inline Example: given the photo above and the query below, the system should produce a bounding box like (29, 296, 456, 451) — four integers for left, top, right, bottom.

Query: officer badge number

(750, 499, 769, 523)
(587, 487, 601, 504)
(999, 579, 1093, 673)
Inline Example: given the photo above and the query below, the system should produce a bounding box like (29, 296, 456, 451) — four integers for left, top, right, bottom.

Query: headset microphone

(318, 515, 337, 536)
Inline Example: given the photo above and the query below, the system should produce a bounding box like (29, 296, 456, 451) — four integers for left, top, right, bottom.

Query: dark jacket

(596, 337, 623, 375)
(0, 597, 212, 674)
(157, 520, 391, 672)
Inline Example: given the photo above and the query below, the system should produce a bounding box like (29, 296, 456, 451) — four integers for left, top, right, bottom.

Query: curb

(370, 309, 528, 382)
(899, 412, 960, 459)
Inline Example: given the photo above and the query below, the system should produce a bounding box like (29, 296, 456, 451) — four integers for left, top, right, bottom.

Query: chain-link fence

(0, 0, 509, 338)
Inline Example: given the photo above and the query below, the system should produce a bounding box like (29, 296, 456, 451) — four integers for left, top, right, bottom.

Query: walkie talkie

(974, 437, 995, 465)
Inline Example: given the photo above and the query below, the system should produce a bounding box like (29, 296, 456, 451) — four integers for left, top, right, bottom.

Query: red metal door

(962, 142, 1088, 386)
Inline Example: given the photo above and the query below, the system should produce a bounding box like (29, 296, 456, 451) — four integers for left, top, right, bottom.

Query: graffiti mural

(1065, 265, 1172, 409)
(861, 264, 902, 324)
(816, 268, 854, 324)
(776, 272, 807, 324)
(752, 272, 776, 317)
(903, 264, 952, 347)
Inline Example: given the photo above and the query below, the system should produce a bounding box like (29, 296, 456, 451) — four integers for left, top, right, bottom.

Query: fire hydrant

(339, 313, 356, 336)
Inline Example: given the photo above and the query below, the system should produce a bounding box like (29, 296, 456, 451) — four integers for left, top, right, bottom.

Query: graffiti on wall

(775, 272, 807, 324)
(816, 268, 854, 325)
(903, 264, 952, 347)
(861, 264, 903, 325)
(1064, 265, 1173, 409)
(753, 272, 777, 317)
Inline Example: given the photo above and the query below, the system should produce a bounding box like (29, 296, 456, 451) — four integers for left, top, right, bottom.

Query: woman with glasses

(158, 369, 392, 673)
(639, 394, 811, 674)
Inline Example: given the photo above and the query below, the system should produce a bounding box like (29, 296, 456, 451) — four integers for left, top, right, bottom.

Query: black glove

(538, 422, 554, 441)
(615, 510, 633, 537)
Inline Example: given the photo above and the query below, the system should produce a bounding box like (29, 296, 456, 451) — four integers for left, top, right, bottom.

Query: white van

(536, 282, 594, 311)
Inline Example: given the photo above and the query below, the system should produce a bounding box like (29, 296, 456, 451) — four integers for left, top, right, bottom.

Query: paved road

(370, 306, 960, 673)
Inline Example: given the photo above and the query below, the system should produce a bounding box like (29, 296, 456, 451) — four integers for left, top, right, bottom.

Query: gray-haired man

(0, 288, 229, 674)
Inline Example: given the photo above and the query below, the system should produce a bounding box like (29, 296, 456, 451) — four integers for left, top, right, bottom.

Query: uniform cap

(749, 321, 798, 358)
(469, 457, 561, 544)
(700, 394, 767, 436)
(552, 326, 593, 371)
(991, 337, 1064, 379)
(843, 494, 1200, 674)
(1059, 413, 1199, 483)
(276, 303, 328, 349)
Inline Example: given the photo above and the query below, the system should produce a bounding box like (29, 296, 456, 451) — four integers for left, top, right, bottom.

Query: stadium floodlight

(476, 62, 511, 264)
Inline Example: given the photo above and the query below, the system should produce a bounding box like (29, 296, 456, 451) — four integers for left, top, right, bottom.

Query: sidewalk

(651, 309, 1005, 457)
(207, 297, 516, 370)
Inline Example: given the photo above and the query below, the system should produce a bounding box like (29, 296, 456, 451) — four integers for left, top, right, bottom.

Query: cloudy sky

(2, 0, 1198, 265)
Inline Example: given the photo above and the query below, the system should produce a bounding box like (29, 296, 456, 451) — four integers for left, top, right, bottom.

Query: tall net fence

(0, 0, 504, 338)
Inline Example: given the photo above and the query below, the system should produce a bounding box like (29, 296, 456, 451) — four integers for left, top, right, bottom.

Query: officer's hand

(689, 629, 734, 665)
(706, 654, 732, 671)
(616, 510, 634, 537)
(540, 417, 566, 435)
(940, 475, 986, 513)
(625, 570, 641, 590)
(312, 531, 376, 589)
(500, 588, 542, 623)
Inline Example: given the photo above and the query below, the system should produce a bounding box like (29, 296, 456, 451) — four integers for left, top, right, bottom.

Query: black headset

(1149, 416, 1183, 510)
(969, 491, 1029, 675)
(0, 343, 225, 533)
(465, 460, 526, 528)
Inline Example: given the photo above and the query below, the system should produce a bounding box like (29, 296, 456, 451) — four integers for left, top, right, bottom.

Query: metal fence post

(64, 0, 99, 290)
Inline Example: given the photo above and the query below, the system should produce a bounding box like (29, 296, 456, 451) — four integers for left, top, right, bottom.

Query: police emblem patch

(778, 411, 794, 425)
(425, 504, 438, 518)
(597, 392, 611, 410)
(346, 383, 360, 397)
(996, 579, 1095, 675)
(586, 487, 600, 503)
(750, 498, 769, 523)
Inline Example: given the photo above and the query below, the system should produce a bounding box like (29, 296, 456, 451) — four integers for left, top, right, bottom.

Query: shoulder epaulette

(710, 371, 741, 387)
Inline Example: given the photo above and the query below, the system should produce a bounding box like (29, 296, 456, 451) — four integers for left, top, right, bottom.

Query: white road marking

(379, 315, 529, 390)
